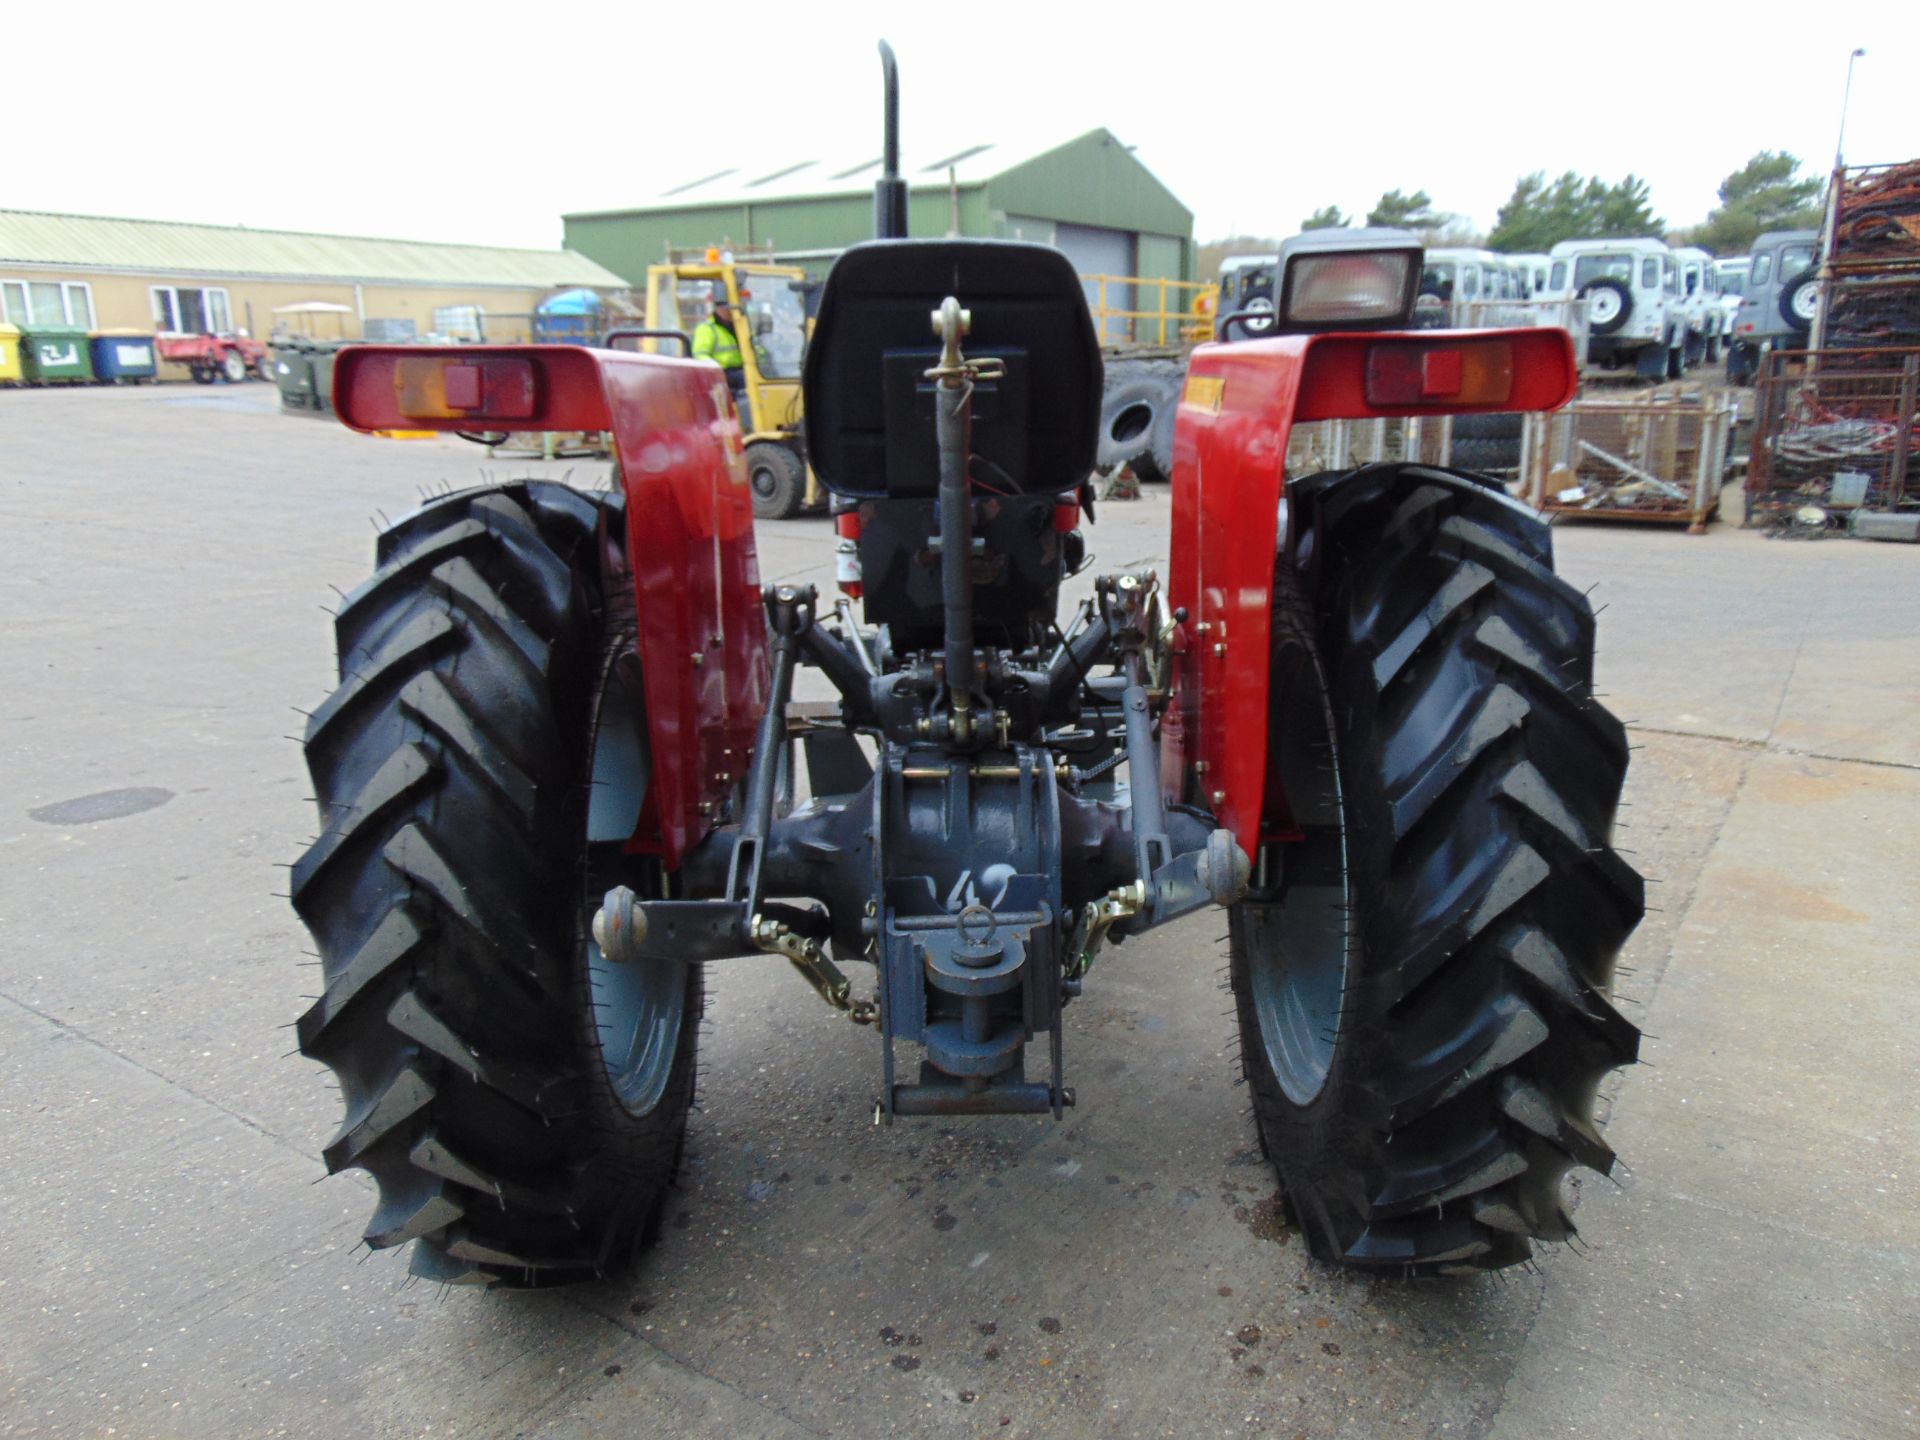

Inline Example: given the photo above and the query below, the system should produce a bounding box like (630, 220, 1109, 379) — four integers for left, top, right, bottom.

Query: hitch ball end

(592, 885, 647, 964)
(1198, 830, 1252, 907)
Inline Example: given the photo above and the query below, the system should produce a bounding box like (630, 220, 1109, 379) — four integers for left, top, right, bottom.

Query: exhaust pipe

(873, 41, 908, 240)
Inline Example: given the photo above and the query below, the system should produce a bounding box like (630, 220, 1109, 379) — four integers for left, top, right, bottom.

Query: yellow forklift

(641, 248, 822, 518)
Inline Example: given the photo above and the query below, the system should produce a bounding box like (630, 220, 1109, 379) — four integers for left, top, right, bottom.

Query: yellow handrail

(1079, 273, 1220, 346)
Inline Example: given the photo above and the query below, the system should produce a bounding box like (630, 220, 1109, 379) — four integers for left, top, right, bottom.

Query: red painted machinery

(155, 333, 270, 384)
(290, 46, 1640, 1288)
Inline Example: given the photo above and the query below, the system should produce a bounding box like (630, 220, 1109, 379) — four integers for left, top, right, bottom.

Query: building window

(1, 279, 94, 327)
(151, 285, 232, 335)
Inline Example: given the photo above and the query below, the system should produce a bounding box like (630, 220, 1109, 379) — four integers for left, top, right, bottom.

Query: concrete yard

(1, 383, 1914, 1439)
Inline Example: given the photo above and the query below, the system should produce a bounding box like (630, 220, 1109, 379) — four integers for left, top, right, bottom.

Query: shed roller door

(1054, 223, 1137, 341)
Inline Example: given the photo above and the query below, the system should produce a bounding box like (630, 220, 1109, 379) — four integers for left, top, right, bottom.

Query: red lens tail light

(1364, 341, 1513, 408)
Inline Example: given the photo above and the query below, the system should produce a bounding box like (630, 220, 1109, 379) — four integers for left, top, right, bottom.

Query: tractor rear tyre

(1230, 464, 1641, 1274)
(292, 481, 701, 1287)
(746, 441, 806, 520)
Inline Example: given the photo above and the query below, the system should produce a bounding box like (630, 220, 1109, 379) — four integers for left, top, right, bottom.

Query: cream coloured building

(0, 209, 626, 378)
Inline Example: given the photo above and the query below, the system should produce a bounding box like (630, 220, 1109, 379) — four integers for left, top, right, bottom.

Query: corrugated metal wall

(565, 133, 1193, 289)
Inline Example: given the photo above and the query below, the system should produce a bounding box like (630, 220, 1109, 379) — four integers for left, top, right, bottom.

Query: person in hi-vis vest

(692, 287, 752, 432)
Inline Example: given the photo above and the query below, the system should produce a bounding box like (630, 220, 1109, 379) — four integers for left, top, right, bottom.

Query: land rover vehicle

(1542, 238, 1684, 378)
(1725, 230, 1821, 385)
(1672, 246, 1727, 365)
(1712, 257, 1750, 339)
(1510, 253, 1553, 298)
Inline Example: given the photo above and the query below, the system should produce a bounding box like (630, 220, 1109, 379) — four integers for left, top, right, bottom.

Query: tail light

(1364, 341, 1513, 407)
(393, 357, 536, 420)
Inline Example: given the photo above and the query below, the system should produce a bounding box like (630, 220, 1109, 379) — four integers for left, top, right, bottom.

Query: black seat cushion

(802, 240, 1102, 498)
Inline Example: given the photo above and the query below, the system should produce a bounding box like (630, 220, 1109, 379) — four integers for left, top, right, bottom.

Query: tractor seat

(802, 240, 1102, 499)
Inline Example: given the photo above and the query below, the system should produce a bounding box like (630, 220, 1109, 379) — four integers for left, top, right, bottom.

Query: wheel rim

(1245, 638, 1352, 1106)
(1792, 286, 1818, 321)
(750, 460, 782, 502)
(1588, 289, 1621, 324)
(583, 642, 685, 1114)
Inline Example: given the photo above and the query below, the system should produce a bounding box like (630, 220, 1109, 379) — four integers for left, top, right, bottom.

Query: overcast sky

(12, 1, 1913, 251)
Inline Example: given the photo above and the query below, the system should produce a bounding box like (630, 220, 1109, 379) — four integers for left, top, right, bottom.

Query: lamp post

(1834, 47, 1866, 172)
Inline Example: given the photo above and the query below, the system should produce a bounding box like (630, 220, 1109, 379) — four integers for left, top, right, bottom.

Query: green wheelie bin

(20, 324, 95, 384)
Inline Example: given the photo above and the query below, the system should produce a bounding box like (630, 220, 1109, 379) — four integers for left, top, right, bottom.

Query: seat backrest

(802, 240, 1102, 498)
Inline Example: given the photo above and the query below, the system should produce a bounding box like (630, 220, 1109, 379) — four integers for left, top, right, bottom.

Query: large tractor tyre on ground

(1230, 464, 1642, 1274)
(1449, 435, 1522, 474)
(1096, 368, 1163, 470)
(1452, 412, 1524, 442)
(746, 440, 806, 520)
(291, 481, 701, 1287)
(1129, 388, 1180, 484)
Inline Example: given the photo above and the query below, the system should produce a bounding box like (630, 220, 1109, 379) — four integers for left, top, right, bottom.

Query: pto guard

(1166, 328, 1576, 853)
(333, 344, 770, 868)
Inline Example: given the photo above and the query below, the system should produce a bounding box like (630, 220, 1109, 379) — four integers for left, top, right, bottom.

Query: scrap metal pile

(1747, 349, 1920, 532)
(1743, 162, 1920, 536)
(1526, 394, 1735, 533)
(1824, 162, 1920, 354)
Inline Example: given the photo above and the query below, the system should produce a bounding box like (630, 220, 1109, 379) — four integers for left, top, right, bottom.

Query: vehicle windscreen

(740, 270, 807, 379)
(1420, 261, 1457, 298)
(1718, 268, 1747, 297)
(1573, 254, 1634, 287)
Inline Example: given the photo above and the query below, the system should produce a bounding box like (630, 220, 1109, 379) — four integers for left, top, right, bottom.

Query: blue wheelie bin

(90, 331, 159, 384)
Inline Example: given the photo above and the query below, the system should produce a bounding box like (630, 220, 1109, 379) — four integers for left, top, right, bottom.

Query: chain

(750, 914, 878, 1024)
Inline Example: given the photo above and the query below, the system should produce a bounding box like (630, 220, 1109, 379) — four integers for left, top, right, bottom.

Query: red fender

(333, 345, 770, 869)
(1166, 328, 1576, 854)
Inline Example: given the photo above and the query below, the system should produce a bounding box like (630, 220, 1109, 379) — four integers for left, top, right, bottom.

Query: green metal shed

(562, 129, 1195, 301)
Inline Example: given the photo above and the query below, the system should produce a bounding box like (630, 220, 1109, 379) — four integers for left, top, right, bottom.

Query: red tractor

(291, 48, 1639, 1286)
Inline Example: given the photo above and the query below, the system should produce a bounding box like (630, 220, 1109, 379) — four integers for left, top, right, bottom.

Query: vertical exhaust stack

(873, 41, 908, 240)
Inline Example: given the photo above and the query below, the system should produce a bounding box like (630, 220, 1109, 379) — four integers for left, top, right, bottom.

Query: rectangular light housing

(1292, 330, 1577, 421)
